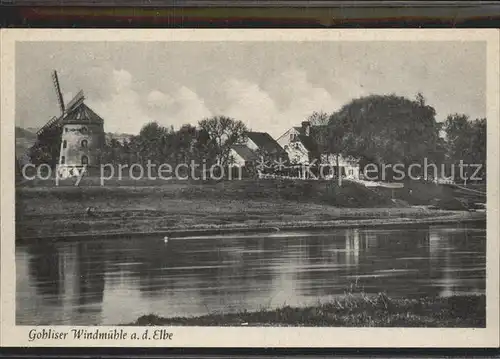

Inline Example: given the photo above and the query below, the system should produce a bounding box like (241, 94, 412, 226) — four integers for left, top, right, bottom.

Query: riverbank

(16, 178, 486, 240)
(126, 293, 486, 327)
(17, 210, 485, 242)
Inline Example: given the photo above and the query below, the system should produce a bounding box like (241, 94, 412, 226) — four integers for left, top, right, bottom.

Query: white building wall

(276, 128, 298, 149)
(320, 153, 360, 179)
(229, 149, 247, 167)
(283, 142, 309, 164)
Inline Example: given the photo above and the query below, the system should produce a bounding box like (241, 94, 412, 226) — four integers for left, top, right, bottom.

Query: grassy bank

(126, 293, 485, 327)
(16, 178, 485, 239)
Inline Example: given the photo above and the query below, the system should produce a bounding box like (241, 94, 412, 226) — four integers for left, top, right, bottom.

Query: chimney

(301, 121, 311, 136)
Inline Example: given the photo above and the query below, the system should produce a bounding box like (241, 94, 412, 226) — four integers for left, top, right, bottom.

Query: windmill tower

(36, 70, 105, 178)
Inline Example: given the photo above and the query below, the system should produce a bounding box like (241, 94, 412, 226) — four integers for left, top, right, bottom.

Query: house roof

(297, 134, 319, 153)
(62, 102, 104, 126)
(246, 131, 283, 153)
(284, 124, 326, 154)
(291, 124, 326, 136)
(232, 144, 259, 162)
(292, 126, 303, 134)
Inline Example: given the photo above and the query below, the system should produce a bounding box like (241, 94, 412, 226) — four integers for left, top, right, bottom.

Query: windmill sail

(66, 90, 85, 112)
(52, 70, 65, 115)
(36, 70, 66, 139)
(36, 116, 62, 137)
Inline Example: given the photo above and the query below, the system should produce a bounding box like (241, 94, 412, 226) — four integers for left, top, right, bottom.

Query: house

(320, 153, 361, 180)
(245, 131, 287, 162)
(276, 121, 360, 180)
(276, 122, 320, 165)
(230, 131, 287, 168)
(230, 144, 259, 167)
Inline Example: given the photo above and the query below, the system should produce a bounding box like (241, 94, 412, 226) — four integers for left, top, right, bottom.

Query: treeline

(98, 116, 252, 177)
(28, 92, 486, 183)
(307, 93, 486, 183)
(443, 114, 486, 182)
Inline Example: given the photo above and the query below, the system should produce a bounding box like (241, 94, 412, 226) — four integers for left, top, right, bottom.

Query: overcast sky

(16, 41, 486, 137)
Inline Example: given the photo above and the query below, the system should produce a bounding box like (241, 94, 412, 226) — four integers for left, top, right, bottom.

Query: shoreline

(16, 210, 485, 243)
(124, 293, 486, 327)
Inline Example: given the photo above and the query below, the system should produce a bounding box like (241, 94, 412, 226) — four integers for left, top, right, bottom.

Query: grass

(15, 177, 485, 239)
(125, 292, 486, 327)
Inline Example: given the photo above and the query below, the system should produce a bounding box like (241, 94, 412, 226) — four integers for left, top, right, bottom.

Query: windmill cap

(62, 102, 104, 126)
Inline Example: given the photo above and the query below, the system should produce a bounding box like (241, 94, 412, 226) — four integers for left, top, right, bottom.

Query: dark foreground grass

(125, 293, 485, 327)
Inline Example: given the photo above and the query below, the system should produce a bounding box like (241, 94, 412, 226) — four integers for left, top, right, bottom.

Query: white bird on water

(86, 206, 97, 217)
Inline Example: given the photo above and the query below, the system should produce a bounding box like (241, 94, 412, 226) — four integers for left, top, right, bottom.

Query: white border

(1, 29, 499, 348)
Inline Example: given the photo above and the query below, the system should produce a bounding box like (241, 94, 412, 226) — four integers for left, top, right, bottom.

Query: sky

(16, 41, 486, 137)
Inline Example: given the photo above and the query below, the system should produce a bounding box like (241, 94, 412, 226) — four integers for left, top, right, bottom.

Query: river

(16, 222, 486, 325)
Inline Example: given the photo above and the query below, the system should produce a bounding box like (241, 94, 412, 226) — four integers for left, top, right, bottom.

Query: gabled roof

(62, 102, 104, 126)
(297, 134, 319, 153)
(290, 125, 327, 138)
(232, 144, 259, 162)
(246, 131, 283, 154)
(283, 124, 325, 154)
(292, 126, 303, 134)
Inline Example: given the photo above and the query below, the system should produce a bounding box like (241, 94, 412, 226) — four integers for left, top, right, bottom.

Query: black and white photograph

(1, 29, 499, 348)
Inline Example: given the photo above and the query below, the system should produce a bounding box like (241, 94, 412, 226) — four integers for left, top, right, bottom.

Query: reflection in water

(16, 223, 486, 325)
(18, 241, 106, 325)
(74, 242, 105, 316)
(26, 243, 64, 305)
(345, 228, 360, 268)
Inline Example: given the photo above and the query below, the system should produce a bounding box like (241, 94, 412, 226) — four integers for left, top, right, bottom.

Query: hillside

(15, 126, 37, 164)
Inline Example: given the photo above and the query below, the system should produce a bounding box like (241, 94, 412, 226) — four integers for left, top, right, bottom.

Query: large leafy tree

(198, 116, 248, 165)
(166, 124, 214, 167)
(326, 93, 445, 180)
(137, 122, 171, 164)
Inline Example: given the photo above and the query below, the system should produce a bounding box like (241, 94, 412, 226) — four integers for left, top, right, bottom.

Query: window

(62, 140, 67, 149)
(61, 156, 65, 164)
(81, 155, 89, 165)
(80, 127, 88, 134)
(290, 133, 294, 141)
(81, 139, 88, 148)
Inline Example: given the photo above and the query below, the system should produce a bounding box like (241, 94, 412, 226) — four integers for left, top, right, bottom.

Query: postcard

(1, 28, 499, 348)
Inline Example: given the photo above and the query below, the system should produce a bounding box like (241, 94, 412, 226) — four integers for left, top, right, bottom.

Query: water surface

(16, 223, 486, 325)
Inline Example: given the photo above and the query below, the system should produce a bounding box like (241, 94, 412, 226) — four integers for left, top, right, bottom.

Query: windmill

(28, 70, 68, 169)
(31, 70, 105, 176)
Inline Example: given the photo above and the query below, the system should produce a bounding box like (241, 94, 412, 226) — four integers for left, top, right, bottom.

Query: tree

(130, 122, 171, 165)
(471, 118, 487, 181)
(28, 126, 61, 169)
(307, 111, 329, 126)
(325, 113, 349, 183)
(164, 124, 215, 175)
(326, 93, 444, 181)
(198, 116, 248, 165)
(444, 114, 486, 183)
(415, 92, 426, 107)
(306, 111, 330, 155)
